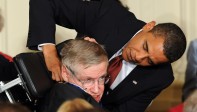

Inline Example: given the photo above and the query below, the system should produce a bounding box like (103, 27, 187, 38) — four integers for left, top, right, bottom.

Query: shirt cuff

(38, 43, 55, 51)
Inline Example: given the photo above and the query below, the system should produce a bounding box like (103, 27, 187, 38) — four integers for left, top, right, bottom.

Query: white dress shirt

(110, 29, 142, 90)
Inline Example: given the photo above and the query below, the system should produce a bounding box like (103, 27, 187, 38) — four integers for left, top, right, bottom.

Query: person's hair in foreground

(0, 102, 31, 112)
(57, 98, 107, 112)
(151, 23, 186, 63)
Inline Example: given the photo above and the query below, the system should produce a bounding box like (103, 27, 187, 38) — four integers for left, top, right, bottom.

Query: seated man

(41, 39, 109, 112)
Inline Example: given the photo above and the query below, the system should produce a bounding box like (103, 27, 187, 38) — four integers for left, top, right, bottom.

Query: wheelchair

(0, 41, 66, 111)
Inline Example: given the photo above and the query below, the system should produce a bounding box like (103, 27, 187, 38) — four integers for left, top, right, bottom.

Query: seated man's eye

(84, 78, 92, 83)
(100, 76, 106, 80)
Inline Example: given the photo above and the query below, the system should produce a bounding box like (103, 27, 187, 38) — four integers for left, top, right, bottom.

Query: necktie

(108, 55, 123, 86)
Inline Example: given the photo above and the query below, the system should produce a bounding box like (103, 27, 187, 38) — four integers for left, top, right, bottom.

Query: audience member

(58, 98, 93, 112)
(0, 8, 3, 31)
(182, 39, 197, 101)
(0, 52, 18, 81)
(58, 98, 108, 112)
(0, 8, 19, 101)
(168, 103, 183, 112)
(183, 89, 197, 112)
(0, 9, 18, 81)
(169, 39, 197, 112)
(41, 39, 108, 112)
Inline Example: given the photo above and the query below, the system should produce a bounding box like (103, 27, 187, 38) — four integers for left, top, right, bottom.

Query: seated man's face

(64, 61, 108, 102)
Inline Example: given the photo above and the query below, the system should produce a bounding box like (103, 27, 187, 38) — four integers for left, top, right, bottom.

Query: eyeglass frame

(65, 65, 110, 87)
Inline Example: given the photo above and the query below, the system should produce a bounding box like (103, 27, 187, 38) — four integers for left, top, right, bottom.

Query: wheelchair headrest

(13, 52, 54, 99)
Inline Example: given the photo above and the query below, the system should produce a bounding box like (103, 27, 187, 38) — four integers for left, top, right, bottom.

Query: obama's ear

(142, 21, 156, 31)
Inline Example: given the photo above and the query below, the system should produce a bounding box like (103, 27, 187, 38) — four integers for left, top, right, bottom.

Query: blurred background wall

(0, 0, 197, 111)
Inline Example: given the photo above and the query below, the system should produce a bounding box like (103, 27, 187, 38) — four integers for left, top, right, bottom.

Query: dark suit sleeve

(182, 39, 197, 101)
(27, 0, 94, 50)
(27, 0, 144, 51)
(27, 0, 56, 50)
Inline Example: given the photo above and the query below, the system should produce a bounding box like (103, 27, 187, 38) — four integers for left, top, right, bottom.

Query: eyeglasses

(72, 74, 110, 87)
(66, 65, 110, 87)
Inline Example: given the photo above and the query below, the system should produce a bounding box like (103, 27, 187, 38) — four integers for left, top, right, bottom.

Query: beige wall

(0, 0, 77, 56)
(0, 0, 197, 82)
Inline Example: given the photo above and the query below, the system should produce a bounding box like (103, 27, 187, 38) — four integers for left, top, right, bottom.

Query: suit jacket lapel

(102, 66, 143, 104)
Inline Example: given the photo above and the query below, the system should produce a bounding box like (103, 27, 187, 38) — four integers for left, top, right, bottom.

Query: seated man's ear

(61, 66, 69, 82)
(142, 21, 156, 31)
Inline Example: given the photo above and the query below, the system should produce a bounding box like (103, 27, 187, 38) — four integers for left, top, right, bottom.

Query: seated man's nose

(92, 82, 99, 91)
(92, 86, 99, 93)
